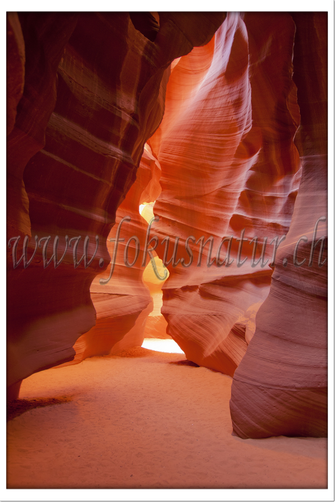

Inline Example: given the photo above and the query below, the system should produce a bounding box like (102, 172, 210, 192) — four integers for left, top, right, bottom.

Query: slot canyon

(6, 11, 328, 493)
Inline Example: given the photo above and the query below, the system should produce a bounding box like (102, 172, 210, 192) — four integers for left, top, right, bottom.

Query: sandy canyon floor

(7, 344, 327, 489)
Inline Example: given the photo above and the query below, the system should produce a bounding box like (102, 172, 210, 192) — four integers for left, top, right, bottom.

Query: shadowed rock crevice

(129, 12, 160, 42)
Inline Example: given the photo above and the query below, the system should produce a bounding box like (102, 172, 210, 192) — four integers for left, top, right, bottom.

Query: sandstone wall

(148, 13, 302, 375)
(230, 12, 327, 438)
(7, 12, 225, 398)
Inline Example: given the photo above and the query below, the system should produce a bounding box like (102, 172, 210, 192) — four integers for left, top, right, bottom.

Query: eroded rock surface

(7, 11, 328, 440)
(70, 145, 162, 362)
(230, 12, 327, 438)
(7, 12, 225, 397)
(148, 12, 302, 375)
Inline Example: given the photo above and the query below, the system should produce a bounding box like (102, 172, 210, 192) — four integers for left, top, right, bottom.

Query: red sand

(7, 346, 327, 489)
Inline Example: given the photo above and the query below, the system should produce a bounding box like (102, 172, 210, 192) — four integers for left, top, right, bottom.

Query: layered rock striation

(230, 12, 328, 438)
(70, 144, 163, 362)
(148, 13, 302, 375)
(7, 12, 328, 439)
(7, 12, 225, 398)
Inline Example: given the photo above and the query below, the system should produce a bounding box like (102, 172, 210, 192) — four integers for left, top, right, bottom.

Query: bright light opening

(139, 201, 169, 285)
(139, 201, 155, 223)
(141, 338, 185, 354)
(139, 201, 179, 353)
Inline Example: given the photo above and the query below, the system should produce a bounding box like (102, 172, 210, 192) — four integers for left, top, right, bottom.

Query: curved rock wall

(7, 12, 328, 439)
(230, 12, 327, 438)
(7, 12, 225, 398)
(148, 13, 302, 375)
(70, 145, 162, 362)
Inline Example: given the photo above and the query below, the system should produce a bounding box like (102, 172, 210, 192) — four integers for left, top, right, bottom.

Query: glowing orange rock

(148, 12, 301, 376)
(7, 13, 225, 397)
(70, 147, 161, 361)
(230, 12, 327, 438)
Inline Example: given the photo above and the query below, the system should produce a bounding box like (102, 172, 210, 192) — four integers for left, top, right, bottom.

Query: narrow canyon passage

(6, 11, 329, 495)
(7, 347, 327, 489)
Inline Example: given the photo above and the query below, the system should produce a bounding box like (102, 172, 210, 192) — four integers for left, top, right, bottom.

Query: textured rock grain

(7, 12, 225, 396)
(148, 13, 302, 376)
(230, 12, 327, 438)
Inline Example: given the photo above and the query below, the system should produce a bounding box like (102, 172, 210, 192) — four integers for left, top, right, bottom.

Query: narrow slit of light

(141, 338, 185, 354)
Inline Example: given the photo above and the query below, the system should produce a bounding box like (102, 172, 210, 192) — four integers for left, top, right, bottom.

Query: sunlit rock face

(69, 145, 161, 362)
(230, 12, 327, 438)
(148, 13, 302, 376)
(7, 12, 225, 398)
(7, 9, 328, 442)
